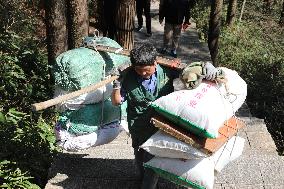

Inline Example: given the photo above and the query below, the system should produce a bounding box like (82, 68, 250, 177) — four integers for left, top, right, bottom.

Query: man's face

(134, 62, 157, 79)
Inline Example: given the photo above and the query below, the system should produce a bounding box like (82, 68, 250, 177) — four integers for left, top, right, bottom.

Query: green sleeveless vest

(123, 65, 174, 147)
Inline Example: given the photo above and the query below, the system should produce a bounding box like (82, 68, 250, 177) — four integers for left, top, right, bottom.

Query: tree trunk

(67, 0, 89, 49)
(239, 0, 246, 21)
(115, 0, 135, 50)
(280, 1, 284, 26)
(45, 0, 68, 77)
(263, 0, 272, 14)
(226, 0, 237, 26)
(89, 0, 104, 34)
(208, 0, 223, 66)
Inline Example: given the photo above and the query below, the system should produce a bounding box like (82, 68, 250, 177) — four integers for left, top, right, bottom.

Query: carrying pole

(31, 46, 187, 111)
(32, 76, 118, 111)
(91, 45, 187, 70)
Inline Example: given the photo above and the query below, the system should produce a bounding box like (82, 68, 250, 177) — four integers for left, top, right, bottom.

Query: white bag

(212, 136, 245, 172)
(55, 121, 122, 151)
(54, 82, 113, 111)
(94, 122, 123, 146)
(54, 122, 98, 151)
(140, 130, 208, 159)
(151, 68, 247, 138)
(144, 157, 215, 189)
(218, 67, 247, 113)
(141, 131, 245, 167)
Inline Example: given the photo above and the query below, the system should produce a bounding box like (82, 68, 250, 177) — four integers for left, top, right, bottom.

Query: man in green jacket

(111, 43, 219, 188)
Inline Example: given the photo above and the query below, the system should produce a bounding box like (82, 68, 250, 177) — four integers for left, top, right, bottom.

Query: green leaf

(0, 112, 6, 123)
(22, 51, 32, 55)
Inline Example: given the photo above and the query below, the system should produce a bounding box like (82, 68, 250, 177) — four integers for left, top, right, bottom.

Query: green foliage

(0, 109, 58, 187)
(0, 0, 59, 188)
(191, 1, 211, 42)
(0, 160, 40, 189)
(0, 30, 53, 112)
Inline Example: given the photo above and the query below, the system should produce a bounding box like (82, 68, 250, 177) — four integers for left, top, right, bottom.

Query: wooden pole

(32, 76, 119, 111)
(115, 0, 135, 50)
(31, 46, 186, 111)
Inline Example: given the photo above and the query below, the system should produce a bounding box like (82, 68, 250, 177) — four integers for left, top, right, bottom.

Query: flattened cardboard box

(151, 116, 246, 155)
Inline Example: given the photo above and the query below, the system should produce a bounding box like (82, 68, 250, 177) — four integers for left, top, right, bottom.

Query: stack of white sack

(142, 130, 245, 189)
(141, 67, 247, 188)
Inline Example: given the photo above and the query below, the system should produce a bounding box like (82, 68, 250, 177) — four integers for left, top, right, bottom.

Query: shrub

(0, 0, 59, 187)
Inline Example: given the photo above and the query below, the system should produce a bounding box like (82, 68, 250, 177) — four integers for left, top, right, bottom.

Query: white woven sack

(53, 82, 113, 112)
(54, 121, 122, 151)
(151, 68, 247, 138)
(218, 67, 247, 112)
(54, 123, 98, 152)
(152, 81, 233, 138)
(140, 130, 208, 159)
(212, 136, 245, 172)
(145, 157, 215, 189)
(94, 122, 123, 146)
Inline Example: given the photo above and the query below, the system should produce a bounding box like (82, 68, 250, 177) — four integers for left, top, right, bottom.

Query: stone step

(45, 116, 284, 189)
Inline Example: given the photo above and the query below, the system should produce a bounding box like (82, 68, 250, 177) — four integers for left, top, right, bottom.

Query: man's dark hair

(130, 43, 158, 66)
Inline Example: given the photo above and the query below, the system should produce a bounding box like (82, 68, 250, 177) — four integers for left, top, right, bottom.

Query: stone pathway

(45, 2, 284, 189)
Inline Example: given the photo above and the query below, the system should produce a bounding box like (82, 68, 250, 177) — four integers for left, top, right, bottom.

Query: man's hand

(109, 62, 131, 89)
(203, 62, 220, 81)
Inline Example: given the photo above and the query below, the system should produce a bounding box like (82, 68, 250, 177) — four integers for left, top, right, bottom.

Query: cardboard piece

(151, 116, 246, 155)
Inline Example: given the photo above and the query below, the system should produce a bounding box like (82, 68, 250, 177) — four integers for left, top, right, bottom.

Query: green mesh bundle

(53, 36, 130, 91)
(58, 99, 122, 135)
(53, 36, 130, 135)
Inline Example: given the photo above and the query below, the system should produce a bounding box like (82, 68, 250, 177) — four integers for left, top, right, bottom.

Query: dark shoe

(135, 26, 143, 32)
(159, 48, 167, 54)
(170, 50, 177, 58)
(145, 32, 152, 37)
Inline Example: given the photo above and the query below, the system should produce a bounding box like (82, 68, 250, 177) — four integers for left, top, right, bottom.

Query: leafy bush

(0, 0, 59, 188)
(0, 108, 57, 188)
(0, 160, 40, 189)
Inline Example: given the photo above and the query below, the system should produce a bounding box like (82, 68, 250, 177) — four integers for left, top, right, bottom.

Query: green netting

(58, 99, 121, 135)
(53, 36, 130, 91)
(120, 101, 127, 119)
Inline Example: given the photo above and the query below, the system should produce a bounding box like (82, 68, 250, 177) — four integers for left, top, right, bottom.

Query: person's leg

(172, 24, 182, 52)
(140, 150, 159, 189)
(144, 0, 152, 35)
(136, 0, 143, 29)
(134, 147, 145, 181)
(141, 168, 159, 189)
(162, 22, 173, 52)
